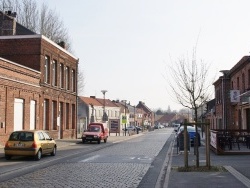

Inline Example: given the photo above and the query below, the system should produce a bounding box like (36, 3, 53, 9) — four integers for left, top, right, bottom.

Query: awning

(239, 90, 250, 97)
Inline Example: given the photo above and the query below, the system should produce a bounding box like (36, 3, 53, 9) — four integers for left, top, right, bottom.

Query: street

(0, 128, 174, 188)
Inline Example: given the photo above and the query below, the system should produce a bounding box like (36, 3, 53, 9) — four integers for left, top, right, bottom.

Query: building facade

(0, 11, 79, 141)
(213, 56, 250, 131)
(0, 57, 40, 145)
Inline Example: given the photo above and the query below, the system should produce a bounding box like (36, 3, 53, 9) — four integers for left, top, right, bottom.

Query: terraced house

(0, 11, 78, 145)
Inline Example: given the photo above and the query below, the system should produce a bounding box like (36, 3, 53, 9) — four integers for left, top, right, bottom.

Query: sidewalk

(166, 134, 250, 188)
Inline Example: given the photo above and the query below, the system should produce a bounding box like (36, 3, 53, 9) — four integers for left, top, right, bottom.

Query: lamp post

(220, 70, 229, 130)
(101, 90, 108, 122)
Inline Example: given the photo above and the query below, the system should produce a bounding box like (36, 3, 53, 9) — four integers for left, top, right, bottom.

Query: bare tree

(78, 69, 85, 96)
(0, 0, 72, 51)
(167, 48, 212, 167)
(1, 0, 84, 94)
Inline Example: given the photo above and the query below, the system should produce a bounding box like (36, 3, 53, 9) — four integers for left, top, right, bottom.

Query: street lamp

(101, 90, 108, 122)
(220, 70, 229, 130)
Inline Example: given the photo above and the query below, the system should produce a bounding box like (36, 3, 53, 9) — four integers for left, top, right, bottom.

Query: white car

(158, 125, 164, 129)
(174, 124, 181, 132)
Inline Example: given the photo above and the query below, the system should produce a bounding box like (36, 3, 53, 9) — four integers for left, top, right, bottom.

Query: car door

(37, 132, 48, 154)
(42, 132, 54, 153)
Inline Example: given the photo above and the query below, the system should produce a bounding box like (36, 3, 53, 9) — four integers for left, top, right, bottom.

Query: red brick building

(0, 11, 79, 143)
(0, 57, 40, 145)
(213, 56, 250, 130)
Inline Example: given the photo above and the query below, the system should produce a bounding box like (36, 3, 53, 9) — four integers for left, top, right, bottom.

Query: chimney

(57, 41, 66, 49)
(0, 11, 17, 36)
(90, 96, 96, 99)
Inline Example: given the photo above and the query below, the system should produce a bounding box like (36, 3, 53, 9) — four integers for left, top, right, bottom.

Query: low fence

(210, 129, 250, 155)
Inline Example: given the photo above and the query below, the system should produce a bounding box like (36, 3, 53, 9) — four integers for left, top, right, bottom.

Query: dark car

(177, 126, 201, 146)
(135, 126, 142, 131)
(154, 125, 159, 129)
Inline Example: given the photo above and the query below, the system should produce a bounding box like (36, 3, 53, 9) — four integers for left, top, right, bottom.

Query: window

(52, 60, 57, 86)
(242, 73, 245, 91)
(66, 103, 69, 129)
(72, 104, 75, 129)
(59, 102, 64, 129)
(52, 101, 57, 130)
(65, 66, 70, 90)
(60, 63, 64, 88)
(42, 132, 51, 140)
(38, 132, 45, 140)
(237, 77, 239, 89)
(71, 69, 76, 92)
(248, 69, 250, 88)
(44, 56, 50, 84)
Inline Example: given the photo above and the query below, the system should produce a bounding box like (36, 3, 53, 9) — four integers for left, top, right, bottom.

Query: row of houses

(0, 11, 154, 145)
(77, 97, 154, 138)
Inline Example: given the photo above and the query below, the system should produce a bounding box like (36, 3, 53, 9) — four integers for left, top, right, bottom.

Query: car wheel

(35, 149, 42, 161)
(51, 146, 56, 156)
(5, 155, 11, 160)
(104, 138, 107, 143)
(97, 139, 101, 144)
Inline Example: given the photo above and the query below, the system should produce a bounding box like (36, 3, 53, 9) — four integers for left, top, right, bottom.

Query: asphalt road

(0, 128, 174, 188)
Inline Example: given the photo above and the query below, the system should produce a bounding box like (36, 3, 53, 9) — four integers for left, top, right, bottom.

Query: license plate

(86, 137, 92, 139)
(15, 143, 24, 147)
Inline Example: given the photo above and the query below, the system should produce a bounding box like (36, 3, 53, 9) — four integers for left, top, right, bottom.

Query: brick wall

(0, 35, 78, 141)
(0, 58, 40, 146)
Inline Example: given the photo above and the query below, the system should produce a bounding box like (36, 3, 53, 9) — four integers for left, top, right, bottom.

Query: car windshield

(179, 126, 195, 132)
(9, 132, 34, 141)
(89, 126, 101, 132)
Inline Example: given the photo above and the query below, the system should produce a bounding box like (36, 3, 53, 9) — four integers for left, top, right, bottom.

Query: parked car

(173, 124, 181, 132)
(135, 126, 142, 131)
(158, 124, 165, 129)
(154, 125, 159, 129)
(4, 130, 57, 160)
(176, 126, 201, 146)
(122, 126, 136, 132)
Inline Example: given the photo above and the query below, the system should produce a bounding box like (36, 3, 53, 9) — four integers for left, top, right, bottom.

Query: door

(30, 100, 36, 130)
(14, 98, 24, 131)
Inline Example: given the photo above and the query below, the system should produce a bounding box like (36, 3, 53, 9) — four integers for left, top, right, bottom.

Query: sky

(40, 0, 250, 111)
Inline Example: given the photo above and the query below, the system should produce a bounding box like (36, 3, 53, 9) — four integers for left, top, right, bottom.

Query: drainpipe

(75, 59, 79, 139)
(220, 70, 229, 130)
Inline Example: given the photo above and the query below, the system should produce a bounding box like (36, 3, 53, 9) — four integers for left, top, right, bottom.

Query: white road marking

(80, 155, 100, 162)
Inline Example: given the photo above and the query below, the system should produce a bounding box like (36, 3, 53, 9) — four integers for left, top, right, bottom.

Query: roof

(78, 96, 103, 106)
(229, 56, 250, 76)
(136, 101, 152, 113)
(158, 114, 176, 123)
(79, 96, 119, 108)
(95, 98, 119, 107)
